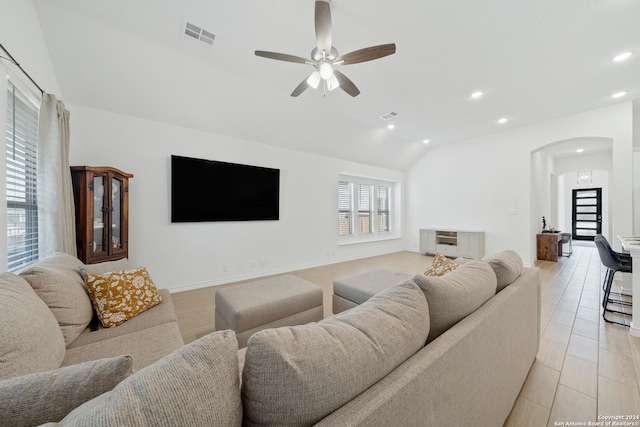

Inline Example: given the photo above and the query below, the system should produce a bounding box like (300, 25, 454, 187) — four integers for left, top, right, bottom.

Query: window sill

(338, 233, 402, 246)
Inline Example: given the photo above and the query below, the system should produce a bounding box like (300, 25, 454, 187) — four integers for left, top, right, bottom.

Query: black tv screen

(171, 155, 280, 222)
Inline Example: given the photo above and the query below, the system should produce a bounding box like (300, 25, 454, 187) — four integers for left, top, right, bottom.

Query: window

(338, 176, 393, 237)
(338, 181, 352, 236)
(377, 186, 390, 232)
(6, 80, 39, 271)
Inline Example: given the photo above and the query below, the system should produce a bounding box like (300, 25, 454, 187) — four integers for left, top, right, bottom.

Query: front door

(572, 188, 602, 241)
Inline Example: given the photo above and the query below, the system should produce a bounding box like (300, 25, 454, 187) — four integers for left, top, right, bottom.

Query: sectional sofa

(0, 250, 540, 426)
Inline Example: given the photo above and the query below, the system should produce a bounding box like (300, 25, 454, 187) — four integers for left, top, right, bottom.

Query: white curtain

(37, 93, 76, 257)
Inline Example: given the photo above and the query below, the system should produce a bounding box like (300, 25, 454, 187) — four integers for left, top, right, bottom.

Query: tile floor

(171, 246, 640, 426)
(505, 244, 640, 427)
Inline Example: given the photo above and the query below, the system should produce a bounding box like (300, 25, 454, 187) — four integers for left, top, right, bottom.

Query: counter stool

(594, 234, 632, 326)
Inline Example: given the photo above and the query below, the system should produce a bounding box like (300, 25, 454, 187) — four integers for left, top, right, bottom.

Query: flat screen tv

(171, 155, 280, 222)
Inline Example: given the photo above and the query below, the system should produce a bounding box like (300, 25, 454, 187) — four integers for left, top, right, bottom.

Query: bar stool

(594, 234, 632, 326)
(560, 232, 573, 256)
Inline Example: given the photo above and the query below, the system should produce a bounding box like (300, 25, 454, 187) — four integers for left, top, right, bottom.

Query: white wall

(531, 150, 555, 233)
(405, 102, 634, 265)
(554, 151, 612, 238)
(0, 0, 61, 271)
(557, 170, 610, 238)
(68, 105, 405, 291)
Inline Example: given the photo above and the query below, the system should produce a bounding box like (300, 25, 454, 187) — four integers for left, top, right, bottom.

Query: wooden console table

(537, 233, 562, 262)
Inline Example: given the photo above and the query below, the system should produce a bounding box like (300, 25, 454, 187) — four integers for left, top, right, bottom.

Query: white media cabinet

(419, 229, 485, 259)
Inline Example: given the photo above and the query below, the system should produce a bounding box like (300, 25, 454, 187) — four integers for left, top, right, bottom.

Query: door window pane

(576, 214, 596, 221)
(576, 206, 597, 213)
(93, 176, 105, 254)
(576, 221, 598, 229)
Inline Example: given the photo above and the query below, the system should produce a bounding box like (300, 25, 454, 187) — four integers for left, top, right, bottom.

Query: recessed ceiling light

(576, 148, 584, 153)
(387, 124, 395, 130)
(613, 51, 633, 62)
(423, 139, 430, 144)
(498, 118, 508, 124)
(471, 91, 483, 99)
(612, 91, 627, 98)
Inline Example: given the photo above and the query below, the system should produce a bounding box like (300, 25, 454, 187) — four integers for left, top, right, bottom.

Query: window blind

(6, 81, 39, 271)
(376, 186, 390, 232)
(338, 181, 352, 236)
(357, 184, 372, 234)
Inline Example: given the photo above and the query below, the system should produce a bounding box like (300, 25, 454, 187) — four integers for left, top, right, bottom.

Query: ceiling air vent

(183, 21, 216, 47)
(380, 111, 399, 120)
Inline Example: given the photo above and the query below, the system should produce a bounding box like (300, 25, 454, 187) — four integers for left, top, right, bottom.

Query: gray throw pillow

(20, 263, 93, 347)
(0, 356, 133, 427)
(0, 273, 66, 380)
(78, 258, 133, 278)
(57, 331, 242, 427)
(481, 250, 524, 292)
(242, 280, 430, 426)
(412, 260, 497, 343)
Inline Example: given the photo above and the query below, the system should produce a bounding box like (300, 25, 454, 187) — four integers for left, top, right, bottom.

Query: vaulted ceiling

(33, 0, 640, 170)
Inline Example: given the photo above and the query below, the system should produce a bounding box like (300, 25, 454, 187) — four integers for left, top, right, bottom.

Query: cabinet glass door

(92, 175, 107, 256)
(111, 177, 122, 251)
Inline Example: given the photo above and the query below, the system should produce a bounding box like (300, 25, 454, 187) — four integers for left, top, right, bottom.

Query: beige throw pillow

(20, 263, 93, 347)
(85, 267, 162, 328)
(0, 273, 66, 380)
(58, 331, 242, 427)
(481, 250, 524, 292)
(413, 260, 497, 343)
(0, 356, 133, 427)
(78, 258, 133, 277)
(424, 252, 460, 276)
(242, 280, 430, 426)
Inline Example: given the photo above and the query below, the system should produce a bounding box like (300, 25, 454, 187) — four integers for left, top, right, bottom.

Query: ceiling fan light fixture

(319, 60, 334, 79)
(327, 74, 340, 91)
(307, 71, 321, 89)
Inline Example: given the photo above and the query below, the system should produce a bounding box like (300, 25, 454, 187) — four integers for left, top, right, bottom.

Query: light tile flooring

(171, 247, 640, 426)
(505, 244, 640, 427)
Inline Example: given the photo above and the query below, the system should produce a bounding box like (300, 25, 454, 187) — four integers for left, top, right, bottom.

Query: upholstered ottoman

(332, 269, 412, 314)
(215, 275, 323, 348)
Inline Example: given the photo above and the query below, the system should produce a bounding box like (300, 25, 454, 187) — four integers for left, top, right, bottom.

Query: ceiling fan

(255, 0, 396, 97)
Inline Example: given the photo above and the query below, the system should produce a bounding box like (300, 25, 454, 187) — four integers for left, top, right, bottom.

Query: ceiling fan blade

(255, 50, 310, 64)
(337, 43, 396, 65)
(315, 1, 332, 54)
(333, 70, 360, 97)
(290, 77, 311, 97)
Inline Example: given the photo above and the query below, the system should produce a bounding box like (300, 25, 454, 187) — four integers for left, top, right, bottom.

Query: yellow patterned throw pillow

(424, 252, 460, 277)
(85, 267, 162, 328)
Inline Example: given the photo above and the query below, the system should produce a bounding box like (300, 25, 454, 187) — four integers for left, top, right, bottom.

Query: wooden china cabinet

(71, 166, 134, 264)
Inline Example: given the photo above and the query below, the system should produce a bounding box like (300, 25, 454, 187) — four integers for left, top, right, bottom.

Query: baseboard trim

(169, 249, 419, 294)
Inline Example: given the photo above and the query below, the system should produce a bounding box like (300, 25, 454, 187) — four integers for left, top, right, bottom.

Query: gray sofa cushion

(481, 250, 524, 292)
(57, 331, 242, 427)
(412, 260, 497, 343)
(20, 256, 93, 346)
(242, 280, 430, 426)
(0, 356, 132, 427)
(62, 322, 185, 372)
(0, 273, 66, 380)
(66, 288, 178, 349)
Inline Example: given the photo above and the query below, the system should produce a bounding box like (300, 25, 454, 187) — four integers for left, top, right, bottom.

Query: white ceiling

(541, 137, 612, 159)
(32, 0, 640, 170)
